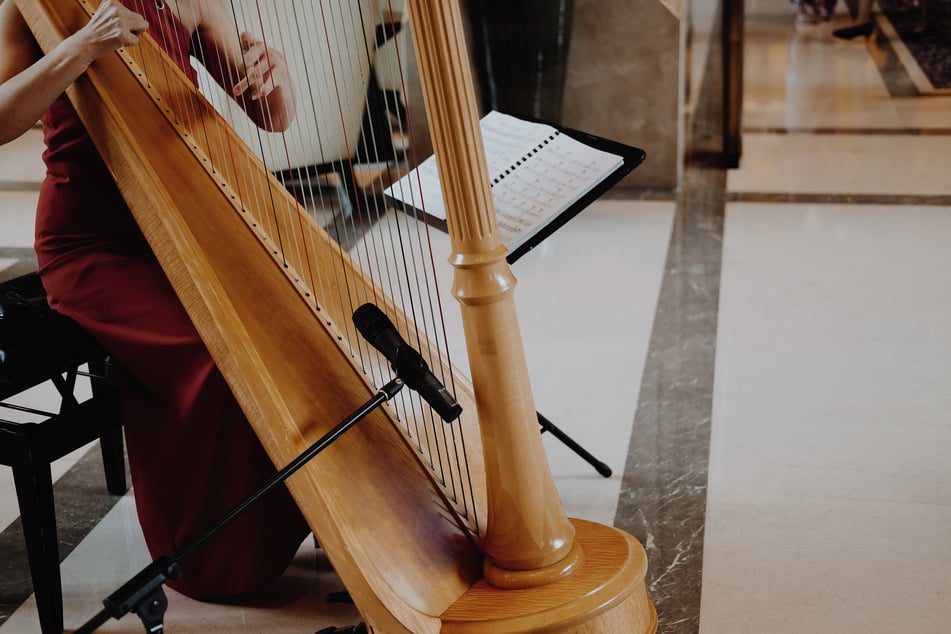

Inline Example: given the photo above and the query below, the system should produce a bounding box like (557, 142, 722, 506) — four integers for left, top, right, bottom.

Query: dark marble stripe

(728, 191, 951, 205)
(615, 165, 723, 634)
(743, 126, 951, 136)
(0, 445, 128, 628)
(613, 3, 727, 632)
(0, 248, 38, 283)
(604, 187, 679, 201)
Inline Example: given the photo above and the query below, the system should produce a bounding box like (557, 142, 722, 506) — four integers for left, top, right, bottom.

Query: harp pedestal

(443, 519, 656, 634)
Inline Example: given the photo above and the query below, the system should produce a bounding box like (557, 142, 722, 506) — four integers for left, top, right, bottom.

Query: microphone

(352, 303, 463, 422)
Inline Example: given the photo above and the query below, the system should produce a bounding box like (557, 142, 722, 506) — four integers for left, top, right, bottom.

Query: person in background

(794, 0, 837, 24)
(833, 0, 935, 39)
(833, 0, 874, 38)
(0, 0, 310, 601)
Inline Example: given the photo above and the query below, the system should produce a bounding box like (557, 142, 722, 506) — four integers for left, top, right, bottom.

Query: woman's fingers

(82, 0, 149, 55)
(232, 32, 278, 100)
(232, 63, 271, 99)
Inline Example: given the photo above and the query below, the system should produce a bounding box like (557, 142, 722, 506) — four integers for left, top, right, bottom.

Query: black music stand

(384, 113, 645, 479)
(537, 412, 612, 477)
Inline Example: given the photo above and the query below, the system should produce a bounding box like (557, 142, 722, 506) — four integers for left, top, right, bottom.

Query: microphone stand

(74, 378, 405, 634)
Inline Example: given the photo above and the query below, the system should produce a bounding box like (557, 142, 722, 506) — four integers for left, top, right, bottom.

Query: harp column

(405, 0, 580, 587)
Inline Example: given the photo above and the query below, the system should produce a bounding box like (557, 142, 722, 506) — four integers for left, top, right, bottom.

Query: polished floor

(2, 0, 951, 632)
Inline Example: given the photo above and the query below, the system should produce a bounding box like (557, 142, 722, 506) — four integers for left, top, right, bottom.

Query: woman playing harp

(9, 0, 655, 630)
(0, 0, 310, 599)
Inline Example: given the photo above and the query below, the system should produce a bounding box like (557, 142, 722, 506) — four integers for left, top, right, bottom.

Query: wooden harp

(16, 0, 656, 631)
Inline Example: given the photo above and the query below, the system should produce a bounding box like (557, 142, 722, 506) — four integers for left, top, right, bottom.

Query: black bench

(0, 272, 126, 634)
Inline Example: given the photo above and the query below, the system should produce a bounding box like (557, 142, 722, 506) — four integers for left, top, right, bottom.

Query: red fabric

(35, 2, 309, 600)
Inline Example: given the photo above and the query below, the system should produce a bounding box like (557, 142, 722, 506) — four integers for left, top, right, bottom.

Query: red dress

(35, 1, 310, 600)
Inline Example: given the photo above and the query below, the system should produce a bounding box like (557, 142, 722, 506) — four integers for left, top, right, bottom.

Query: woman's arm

(0, 0, 149, 145)
(192, 1, 296, 132)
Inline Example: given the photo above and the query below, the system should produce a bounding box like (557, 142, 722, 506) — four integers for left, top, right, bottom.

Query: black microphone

(352, 303, 463, 422)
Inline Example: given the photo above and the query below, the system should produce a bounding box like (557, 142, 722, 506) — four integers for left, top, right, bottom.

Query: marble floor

(2, 0, 950, 632)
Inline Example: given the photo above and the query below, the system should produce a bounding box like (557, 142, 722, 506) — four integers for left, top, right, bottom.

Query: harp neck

(405, 0, 579, 583)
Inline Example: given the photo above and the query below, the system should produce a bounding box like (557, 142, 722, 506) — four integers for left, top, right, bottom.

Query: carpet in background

(876, 0, 951, 92)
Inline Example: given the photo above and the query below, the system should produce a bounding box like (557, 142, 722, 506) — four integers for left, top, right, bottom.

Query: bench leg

(99, 424, 127, 495)
(11, 455, 64, 634)
(89, 359, 127, 496)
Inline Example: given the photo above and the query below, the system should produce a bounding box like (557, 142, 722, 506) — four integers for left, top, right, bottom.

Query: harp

(16, 0, 656, 631)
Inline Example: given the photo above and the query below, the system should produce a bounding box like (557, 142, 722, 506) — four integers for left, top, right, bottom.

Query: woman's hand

(192, 2, 298, 132)
(231, 31, 288, 101)
(70, 0, 149, 65)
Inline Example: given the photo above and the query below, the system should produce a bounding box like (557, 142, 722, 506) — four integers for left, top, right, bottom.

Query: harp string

(361, 0, 454, 479)
(254, 1, 322, 286)
(288, 2, 366, 352)
(363, 0, 480, 519)
(123, 0, 479, 526)
(295, 0, 459, 498)
(302, 0, 472, 525)
(298, 0, 473, 522)
(272, 2, 338, 306)
(226, 0, 301, 273)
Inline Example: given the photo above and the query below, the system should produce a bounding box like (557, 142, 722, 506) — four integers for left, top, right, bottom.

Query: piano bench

(0, 272, 127, 634)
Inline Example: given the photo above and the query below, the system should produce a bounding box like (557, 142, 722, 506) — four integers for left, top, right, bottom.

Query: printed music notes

(385, 111, 642, 262)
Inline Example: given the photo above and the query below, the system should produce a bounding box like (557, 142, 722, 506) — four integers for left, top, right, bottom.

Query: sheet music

(384, 111, 624, 251)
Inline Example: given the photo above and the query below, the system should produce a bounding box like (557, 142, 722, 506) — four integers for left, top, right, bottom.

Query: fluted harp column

(405, 0, 581, 587)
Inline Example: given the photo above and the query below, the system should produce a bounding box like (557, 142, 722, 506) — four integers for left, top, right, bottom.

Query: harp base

(483, 540, 585, 589)
(441, 518, 656, 634)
